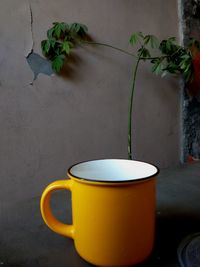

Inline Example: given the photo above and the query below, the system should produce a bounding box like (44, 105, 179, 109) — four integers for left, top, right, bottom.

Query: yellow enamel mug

(40, 159, 159, 266)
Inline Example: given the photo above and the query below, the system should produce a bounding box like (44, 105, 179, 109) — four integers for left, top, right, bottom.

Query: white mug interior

(68, 159, 159, 183)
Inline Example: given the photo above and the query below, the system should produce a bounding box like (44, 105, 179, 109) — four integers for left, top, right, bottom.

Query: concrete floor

(0, 162, 200, 267)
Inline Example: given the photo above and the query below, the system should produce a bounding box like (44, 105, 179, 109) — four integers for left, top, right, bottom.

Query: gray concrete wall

(0, 0, 180, 202)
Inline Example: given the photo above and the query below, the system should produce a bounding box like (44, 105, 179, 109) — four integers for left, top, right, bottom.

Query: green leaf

(159, 37, 178, 55)
(52, 55, 65, 72)
(70, 23, 88, 36)
(47, 27, 54, 39)
(166, 41, 171, 51)
(151, 60, 164, 75)
(49, 38, 56, 48)
(62, 41, 71, 54)
(41, 40, 50, 55)
(53, 22, 68, 30)
(54, 24, 62, 39)
(179, 54, 192, 74)
(70, 23, 80, 33)
(67, 41, 74, 48)
(139, 48, 151, 59)
(144, 35, 151, 45)
(179, 61, 186, 70)
(152, 64, 161, 75)
(183, 68, 194, 83)
(183, 64, 191, 74)
(180, 54, 191, 60)
(52, 22, 69, 39)
(129, 32, 144, 46)
(80, 24, 88, 33)
(149, 35, 159, 48)
(164, 62, 179, 74)
(144, 35, 159, 48)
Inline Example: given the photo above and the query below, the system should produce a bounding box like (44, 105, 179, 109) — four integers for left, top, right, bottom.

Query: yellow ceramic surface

(40, 159, 158, 267)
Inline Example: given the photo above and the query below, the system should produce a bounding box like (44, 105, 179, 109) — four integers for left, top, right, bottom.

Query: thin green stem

(81, 41, 137, 58)
(80, 40, 176, 61)
(128, 48, 144, 160)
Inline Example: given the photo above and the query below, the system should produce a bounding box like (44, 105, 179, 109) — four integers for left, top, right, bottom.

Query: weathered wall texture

(0, 0, 180, 202)
(181, 0, 200, 161)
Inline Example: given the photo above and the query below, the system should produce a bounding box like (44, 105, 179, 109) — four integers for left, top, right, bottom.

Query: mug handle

(40, 180, 75, 239)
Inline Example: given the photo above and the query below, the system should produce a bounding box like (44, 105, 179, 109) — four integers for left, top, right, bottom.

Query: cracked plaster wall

(0, 0, 180, 202)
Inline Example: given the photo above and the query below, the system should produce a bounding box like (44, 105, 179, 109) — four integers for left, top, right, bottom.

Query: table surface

(1, 162, 200, 267)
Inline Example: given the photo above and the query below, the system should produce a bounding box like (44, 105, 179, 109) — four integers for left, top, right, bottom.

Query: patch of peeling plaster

(26, 53, 54, 81)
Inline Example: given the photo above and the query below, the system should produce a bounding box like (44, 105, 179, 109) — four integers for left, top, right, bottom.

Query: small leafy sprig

(129, 32, 197, 83)
(41, 22, 88, 72)
(41, 22, 200, 160)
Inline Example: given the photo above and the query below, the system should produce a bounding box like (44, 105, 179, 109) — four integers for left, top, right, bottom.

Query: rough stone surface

(181, 0, 200, 161)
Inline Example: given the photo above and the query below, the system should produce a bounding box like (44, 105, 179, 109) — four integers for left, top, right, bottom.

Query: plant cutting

(41, 22, 200, 160)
